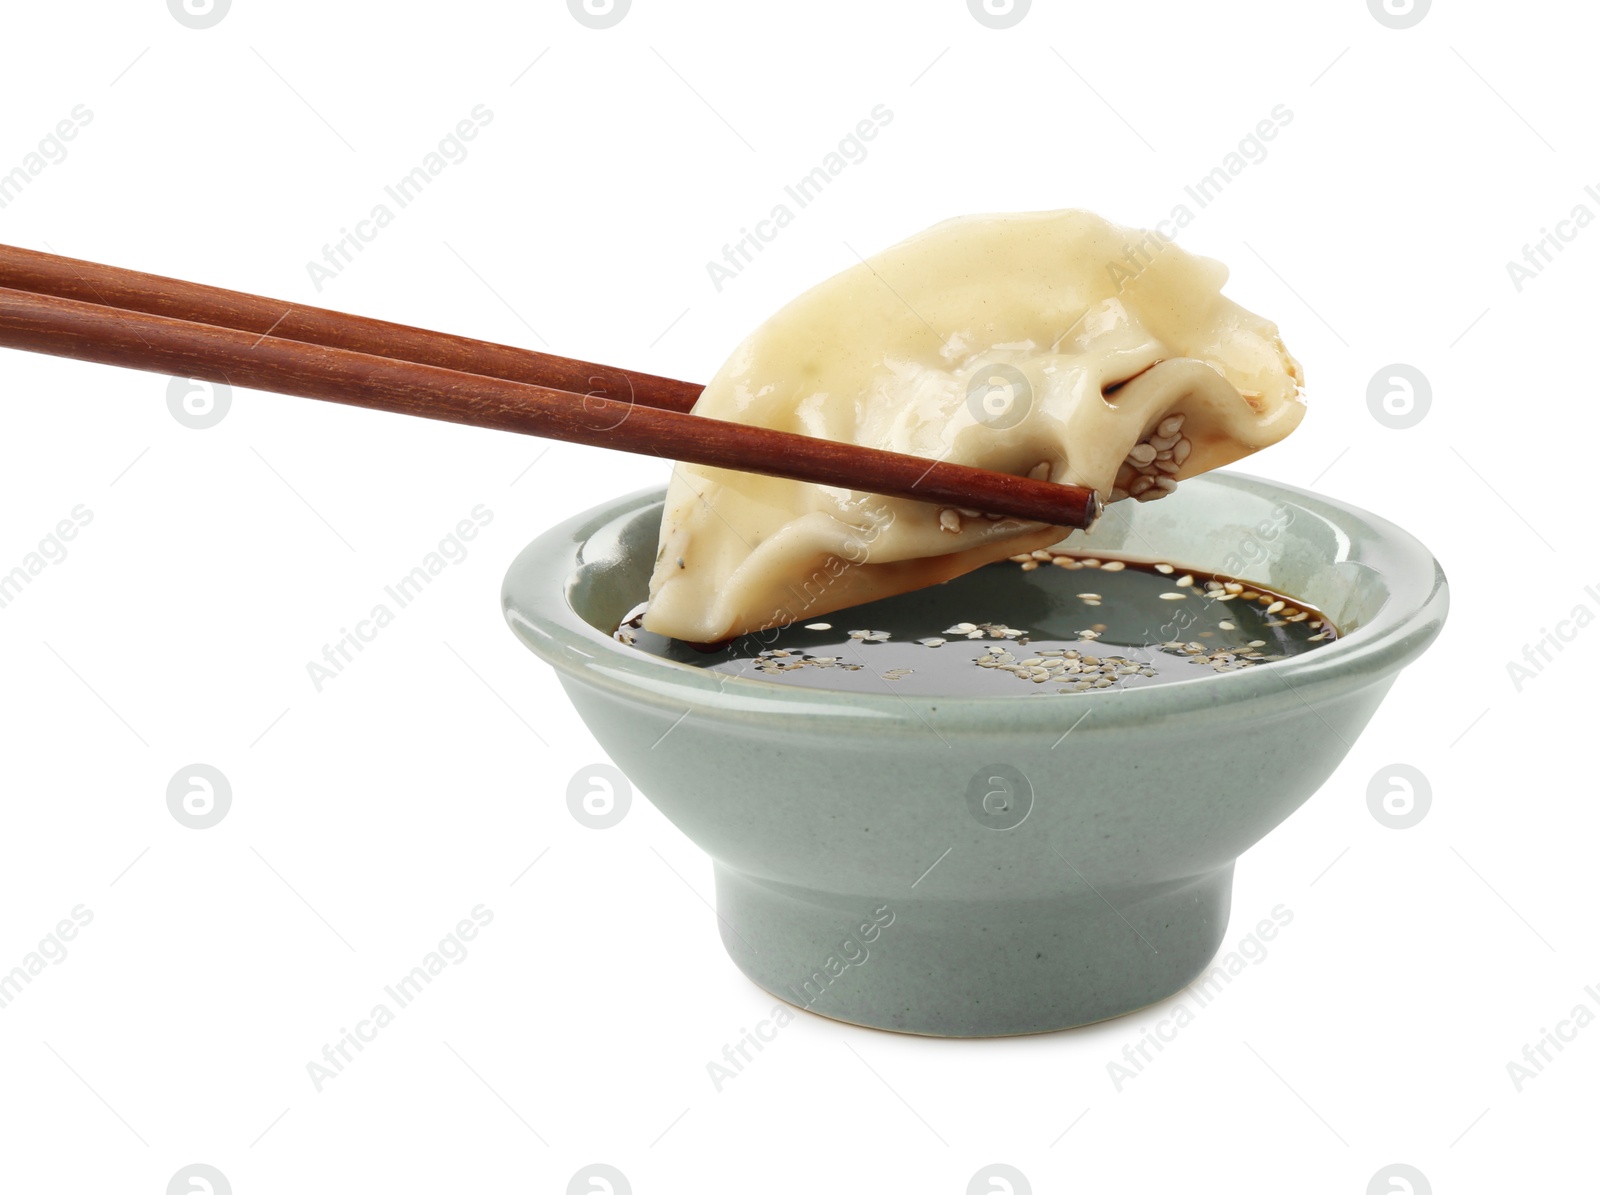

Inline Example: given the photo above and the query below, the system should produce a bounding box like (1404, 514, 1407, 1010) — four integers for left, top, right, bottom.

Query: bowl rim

(502, 470, 1448, 732)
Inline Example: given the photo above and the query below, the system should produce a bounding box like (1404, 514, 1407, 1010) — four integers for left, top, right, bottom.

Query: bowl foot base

(714, 864, 1234, 1036)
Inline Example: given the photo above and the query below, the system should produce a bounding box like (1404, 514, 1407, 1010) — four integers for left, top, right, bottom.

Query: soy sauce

(616, 553, 1337, 697)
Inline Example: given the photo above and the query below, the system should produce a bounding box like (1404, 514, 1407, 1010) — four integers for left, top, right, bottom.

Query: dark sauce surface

(616, 553, 1338, 697)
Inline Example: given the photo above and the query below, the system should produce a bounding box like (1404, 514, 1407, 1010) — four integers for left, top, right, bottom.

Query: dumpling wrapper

(644, 209, 1305, 644)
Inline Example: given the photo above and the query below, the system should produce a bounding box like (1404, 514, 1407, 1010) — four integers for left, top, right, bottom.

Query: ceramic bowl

(503, 472, 1447, 1036)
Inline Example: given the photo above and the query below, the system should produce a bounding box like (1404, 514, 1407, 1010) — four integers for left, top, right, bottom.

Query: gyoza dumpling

(644, 209, 1305, 643)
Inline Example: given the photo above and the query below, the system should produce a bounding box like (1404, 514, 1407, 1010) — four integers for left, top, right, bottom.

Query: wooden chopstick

(0, 284, 1101, 530)
(0, 242, 703, 413)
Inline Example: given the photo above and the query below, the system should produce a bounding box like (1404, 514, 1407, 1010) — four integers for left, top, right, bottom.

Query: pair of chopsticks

(0, 244, 1101, 530)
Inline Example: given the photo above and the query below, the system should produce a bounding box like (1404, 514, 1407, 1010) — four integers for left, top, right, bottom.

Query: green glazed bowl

(503, 472, 1447, 1036)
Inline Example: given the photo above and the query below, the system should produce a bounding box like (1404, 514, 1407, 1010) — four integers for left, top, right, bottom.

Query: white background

(0, 1, 1593, 1191)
